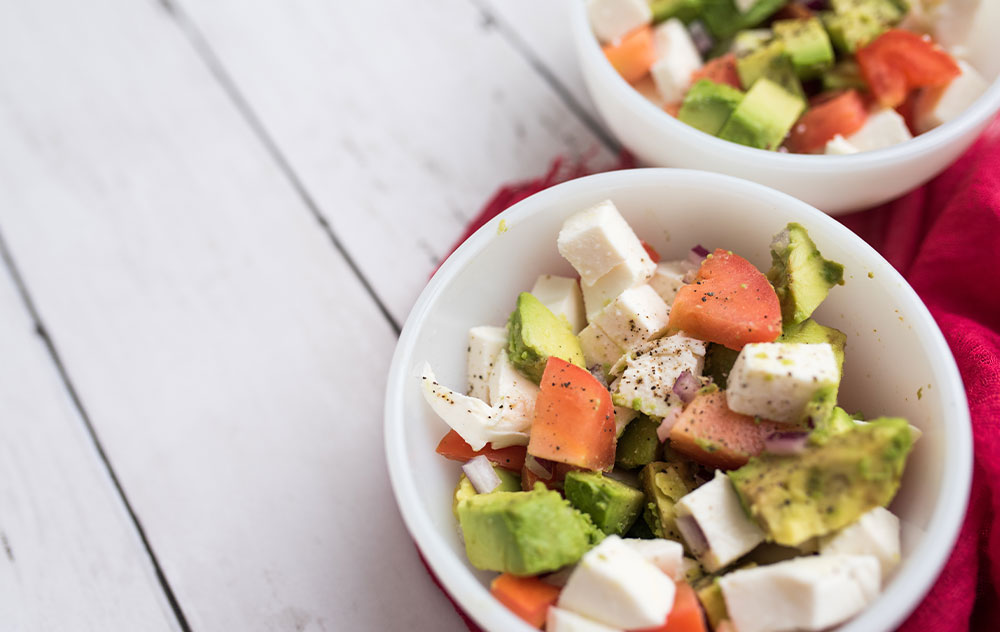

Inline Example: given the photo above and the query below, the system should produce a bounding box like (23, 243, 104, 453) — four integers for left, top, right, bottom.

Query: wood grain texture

(169, 0, 618, 324)
(0, 265, 181, 632)
(0, 0, 463, 630)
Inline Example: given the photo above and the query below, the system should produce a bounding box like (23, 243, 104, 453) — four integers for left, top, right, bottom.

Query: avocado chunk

(728, 417, 914, 547)
(704, 343, 741, 389)
(822, 59, 867, 92)
(679, 79, 745, 136)
(508, 292, 586, 383)
(735, 39, 804, 99)
(696, 579, 729, 628)
(640, 461, 698, 546)
(809, 405, 860, 445)
(767, 224, 845, 326)
(457, 483, 604, 575)
(718, 78, 805, 150)
(616, 414, 663, 470)
(779, 318, 847, 378)
(701, 0, 788, 40)
(822, 0, 904, 54)
(453, 467, 522, 518)
(731, 28, 773, 57)
(650, 0, 703, 23)
(564, 471, 646, 536)
(773, 17, 835, 79)
(799, 383, 838, 429)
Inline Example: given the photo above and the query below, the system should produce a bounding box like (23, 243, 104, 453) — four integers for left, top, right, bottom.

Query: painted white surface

(0, 0, 606, 629)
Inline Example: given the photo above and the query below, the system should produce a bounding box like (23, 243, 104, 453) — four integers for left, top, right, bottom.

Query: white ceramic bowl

(569, 4, 1000, 215)
(385, 169, 971, 632)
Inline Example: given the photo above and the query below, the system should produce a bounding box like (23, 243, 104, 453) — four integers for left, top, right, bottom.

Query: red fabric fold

(430, 116, 1000, 631)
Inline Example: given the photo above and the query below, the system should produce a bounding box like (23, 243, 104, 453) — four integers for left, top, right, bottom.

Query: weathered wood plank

(169, 0, 617, 323)
(0, 0, 463, 629)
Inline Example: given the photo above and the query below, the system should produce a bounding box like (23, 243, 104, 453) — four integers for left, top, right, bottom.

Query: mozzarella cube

(579, 323, 626, 372)
(587, 0, 652, 45)
(548, 607, 624, 632)
(621, 538, 685, 580)
(487, 350, 539, 433)
(614, 405, 638, 437)
(558, 200, 654, 287)
(675, 471, 765, 572)
(820, 507, 901, 582)
(559, 536, 676, 629)
(614, 335, 706, 417)
(845, 108, 913, 153)
(591, 285, 671, 351)
(650, 19, 703, 103)
(532, 274, 587, 333)
(467, 326, 507, 400)
(932, 0, 1000, 79)
(726, 342, 839, 424)
(649, 260, 689, 306)
(824, 134, 859, 155)
(915, 61, 989, 133)
(719, 554, 881, 632)
(420, 364, 528, 450)
(581, 259, 657, 322)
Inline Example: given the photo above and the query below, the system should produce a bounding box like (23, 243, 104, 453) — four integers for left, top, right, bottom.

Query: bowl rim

(384, 168, 972, 632)
(569, 3, 1000, 170)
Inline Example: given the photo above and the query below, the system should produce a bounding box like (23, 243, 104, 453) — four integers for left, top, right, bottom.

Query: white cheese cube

(467, 326, 507, 400)
(650, 19, 703, 103)
(579, 323, 626, 372)
(824, 134, 859, 155)
(614, 405, 638, 437)
(621, 538, 685, 580)
(719, 554, 881, 632)
(932, 0, 1000, 79)
(559, 536, 676, 629)
(649, 260, 689, 306)
(532, 274, 587, 333)
(587, 0, 652, 45)
(726, 342, 839, 424)
(420, 363, 528, 450)
(915, 61, 989, 133)
(614, 334, 706, 417)
(675, 471, 765, 572)
(559, 200, 655, 287)
(548, 607, 624, 632)
(820, 507, 901, 582)
(487, 350, 539, 434)
(582, 260, 657, 322)
(845, 108, 913, 153)
(591, 285, 671, 351)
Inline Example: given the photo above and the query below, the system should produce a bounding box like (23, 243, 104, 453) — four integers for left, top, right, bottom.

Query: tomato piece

(664, 101, 683, 117)
(634, 582, 707, 632)
(603, 26, 658, 83)
(490, 573, 561, 629)
(520, 460, 580, 491)
(786, 90, 869, 154)
(669, 391, 791, 469)
(435, 429, 526, 472)
(527, 357, 616, 471)
(642, 240, 662, 263)
(857, 29, 960, 108)
(667, 249, 782, 350)
(691, 54, 742, 90)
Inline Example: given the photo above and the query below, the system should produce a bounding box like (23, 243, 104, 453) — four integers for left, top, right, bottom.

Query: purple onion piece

(687, 20, 714, 57)
(657, 408, 683, 442)
(676, 514, 709, 556)
(763, 431, 810, 455)
(525, 455, 554, 480)
(691, 244, 710, 258)
(800, 0, 830, 11)
(672, 370, 700, 404)
(463, 455, 502, 494)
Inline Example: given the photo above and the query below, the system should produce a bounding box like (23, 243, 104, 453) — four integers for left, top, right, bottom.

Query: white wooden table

(0, 1, 623, 629)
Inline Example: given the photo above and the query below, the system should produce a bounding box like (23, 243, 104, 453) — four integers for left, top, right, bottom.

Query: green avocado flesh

(728, 417, 913, 547)
(640, 461, 698, 546)
(564, 471, 646, 536)
(679, 80, 745, 136)
(452, 468, 521, 519)
(651, 0, 703, 23)
(457, 483, 603, 575)
(736, 39, 804, 99)
(615, 415, 663, 470)
(701, 0, 788, 40)
(773, 17, 834, 79)
(718, 78, 805, 150)
(767, 223, 845, 326)
(779, 318, 847, 378)
(823, 0, 905, 54)
(508, 292, 585, 383)
(704, 343, 741, 389)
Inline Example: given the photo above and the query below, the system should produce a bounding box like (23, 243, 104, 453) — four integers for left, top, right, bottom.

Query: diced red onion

(676, 515, 709, 556)
(691, 244, 710, 258)
(463, 455, 501, 493)
(801, 0, 830, 10)
(525, 455, 554, 480)
(657, 407, 683, 443)
(672, 370, 700, 404)
(687, 20, 714, 57)
(764, 431, 810, 455)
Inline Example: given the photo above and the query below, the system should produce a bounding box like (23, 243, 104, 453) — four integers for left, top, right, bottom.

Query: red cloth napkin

(432, 116, 1000, 631)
